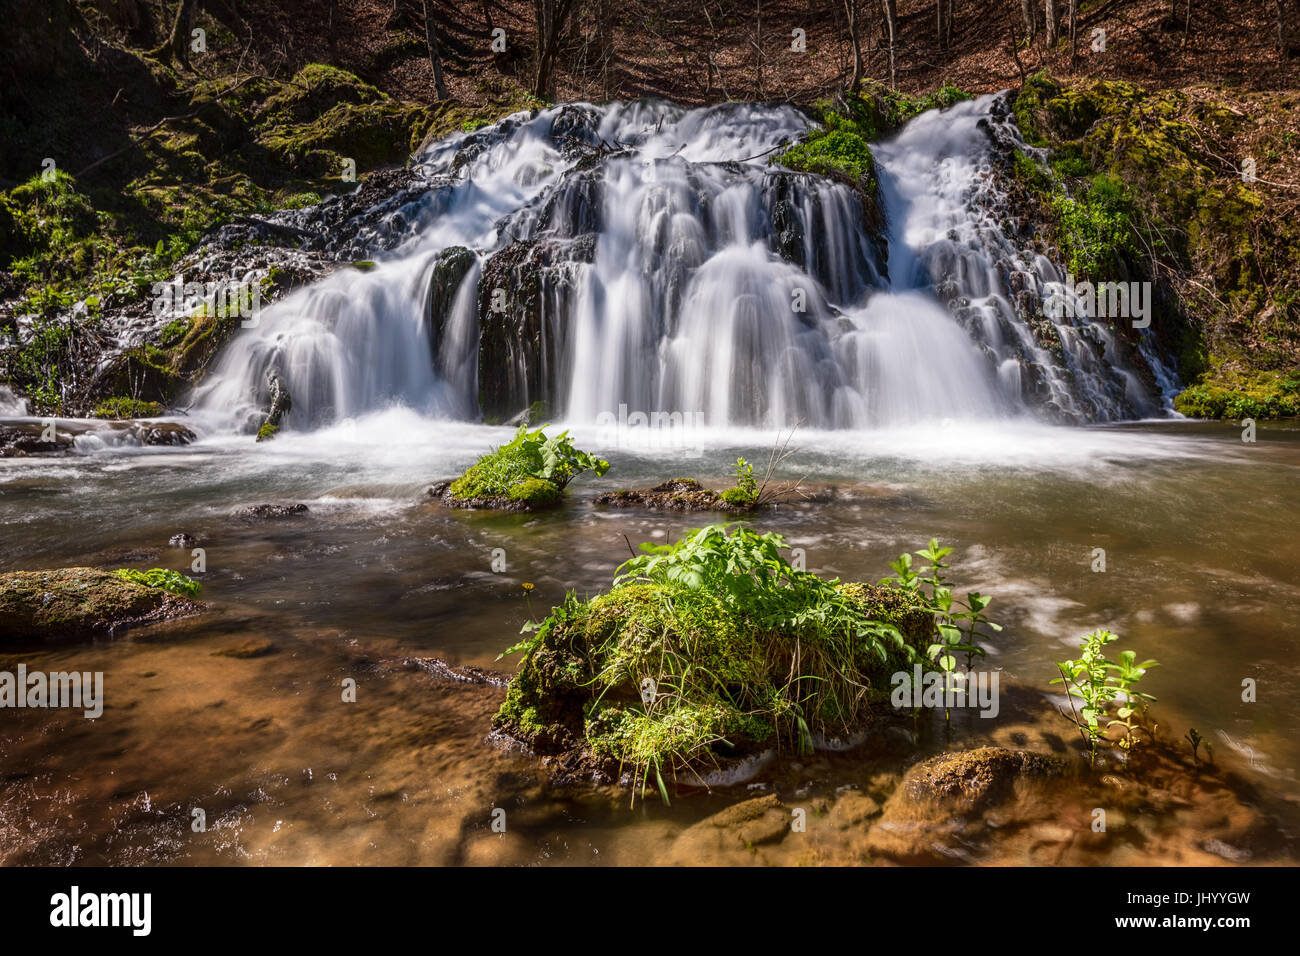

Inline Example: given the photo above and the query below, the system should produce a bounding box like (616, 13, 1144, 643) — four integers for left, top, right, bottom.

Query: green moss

(1012, 75, 1300, 413)
(111, 567, 202, 598)
(445, 424, 608, 509)
(1174, 368, 1300, 418)
(776, 128, 875, 186)
(158, 317, 191, 346)
(0, 567, 195, 641)
(720, 487, 758, 508)
(255, 422, 279, 441)
(494, 526, 936, 792)
(1048, 174, 1139, 279)
(281, 191, 322, 209)
(506, 476, 561, 505)
(92, 396, 164, 419)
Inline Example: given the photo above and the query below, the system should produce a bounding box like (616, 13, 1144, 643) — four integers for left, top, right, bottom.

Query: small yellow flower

(522, 582, 535, 592)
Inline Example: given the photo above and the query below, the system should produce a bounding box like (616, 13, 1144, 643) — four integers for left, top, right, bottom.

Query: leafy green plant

(1049, 174, 1139, 279)
(112, 568, 202, 598)
(720, 457, 758, 507)
(447, 424, 610, 506)
(496, 525, 972, 804)
(1052, 629, 1158, 763)
(879, 538, 1001, 717)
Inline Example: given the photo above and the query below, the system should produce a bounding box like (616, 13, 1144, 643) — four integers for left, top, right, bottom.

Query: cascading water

(193, 94, 1176, 433)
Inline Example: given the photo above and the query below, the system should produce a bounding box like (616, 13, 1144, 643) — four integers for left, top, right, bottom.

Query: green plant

(1049, 174, 1138, 279)
(112, 568, 202, 598)
(720, 457, 759, 507)
(1052, 629, 1158, 763)
(447, 424, 610, 505)
(93, 397, 164, 419)
(496, 525, 965, 804)
(879, 538, 1000, 717)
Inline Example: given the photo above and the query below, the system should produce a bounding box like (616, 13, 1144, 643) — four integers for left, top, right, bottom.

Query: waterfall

(193, 95, 1175, 433)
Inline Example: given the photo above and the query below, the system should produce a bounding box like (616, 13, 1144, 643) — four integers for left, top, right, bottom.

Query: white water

(191, 95, 1175, 435)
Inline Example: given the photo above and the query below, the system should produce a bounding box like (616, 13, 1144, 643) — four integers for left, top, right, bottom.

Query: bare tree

(1021, 0, 1038, 42)
(1068, 0, 1077, 66)
(1045, 0, 1058, 46)
(844, 0, 864, 92)
(1279, 0, 1300, 56)
(533, 0, 578, 99)
(151, 0, 201, 68)
(879, 0, 897, 88)
(422, 1, 449, 100)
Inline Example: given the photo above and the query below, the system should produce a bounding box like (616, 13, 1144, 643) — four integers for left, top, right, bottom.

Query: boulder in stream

(0, 568, 202, 643)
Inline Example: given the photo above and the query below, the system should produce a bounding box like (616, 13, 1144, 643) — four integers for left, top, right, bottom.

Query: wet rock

(665, 794, 792, 863)
(168, 533, 200, 548)
(427, 245, 477, 359)
(212, 638, 277, 659)
(0, 418, 193, 455)
(233, 503, 310, 519)
(901, 747, 1073, 815)
(137, 422, 196, 446)
(593, 478, 731, 512)
(0, 422, 75, 456)
(829, 791, 882, 828)
(1202, 838, 1252, 862)
(404, 656, 510, 688)
(255, 369, 292, 441)
(0, 568, 201, 643)
(475, 235, 596, 421)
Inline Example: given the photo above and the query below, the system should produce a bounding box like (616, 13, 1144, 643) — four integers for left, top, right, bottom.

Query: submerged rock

(901, 747, 1073, 814)
(233, 503, 310, 519)
(0, 568, 202, 642)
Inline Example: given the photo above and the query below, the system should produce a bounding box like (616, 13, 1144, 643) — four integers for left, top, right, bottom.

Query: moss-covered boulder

(434, 424, 609, 512)
(0, 568, 201, 642)
(494, 525, 935, 797)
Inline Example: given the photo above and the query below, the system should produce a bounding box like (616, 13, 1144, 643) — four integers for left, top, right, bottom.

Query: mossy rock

(900, 747, 1074, 814)
(0, 568, 201, 643)
(494, 573, 934, 775)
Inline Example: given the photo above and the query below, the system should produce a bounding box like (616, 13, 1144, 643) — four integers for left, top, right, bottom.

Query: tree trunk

(1046, 0, 1059, 46)
(1021, 0, 1037, 41)
(844, 0, 863, 92)
(596, 0, 613, 98)
(1068, 0, 1077, 66)
(533, 0, 576, 100)
(881, 0, 897, 88)
(423, 1, 449, 100)
(155, 0, 200, 68)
